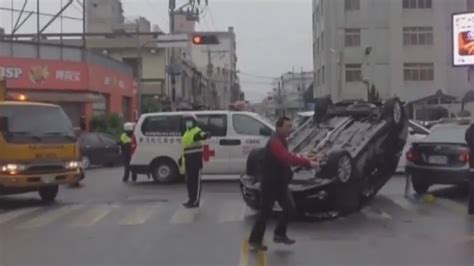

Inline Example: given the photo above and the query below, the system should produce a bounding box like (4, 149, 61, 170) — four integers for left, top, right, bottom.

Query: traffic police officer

(121, 122, 136, 182)
(181, 114, 209, 208)
(465, 119, 474, 214)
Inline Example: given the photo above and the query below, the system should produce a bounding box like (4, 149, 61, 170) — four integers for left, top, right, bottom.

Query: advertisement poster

(453, 12, 474, 66)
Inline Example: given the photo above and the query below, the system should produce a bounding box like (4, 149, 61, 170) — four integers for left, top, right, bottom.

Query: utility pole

(207, 48, 213, 108)
(169, 0, 177, 111)
(300, 67, 305, 111)
(136, 20, 142, 115)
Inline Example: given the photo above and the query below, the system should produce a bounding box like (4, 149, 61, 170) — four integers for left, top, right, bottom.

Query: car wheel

(81, 156, 91, 170)
(151, 159, 179, 184)
(412, 177, 430, 195)
(39, 185, 59, 203)
(326, 150, 361, 214)
(381, 98, 404, 126)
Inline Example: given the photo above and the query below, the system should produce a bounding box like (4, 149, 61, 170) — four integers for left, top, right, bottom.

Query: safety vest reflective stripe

(120, 133, 131, 144)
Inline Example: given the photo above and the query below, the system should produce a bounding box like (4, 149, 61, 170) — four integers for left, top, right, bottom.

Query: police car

(130, 111, 275, 183)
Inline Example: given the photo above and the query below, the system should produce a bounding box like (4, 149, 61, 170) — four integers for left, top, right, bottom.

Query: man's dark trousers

(185, 152, 203, 205)
(249, 180, 296, 244)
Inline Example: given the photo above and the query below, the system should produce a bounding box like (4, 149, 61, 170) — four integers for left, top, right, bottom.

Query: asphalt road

(0, 167, 473, 266)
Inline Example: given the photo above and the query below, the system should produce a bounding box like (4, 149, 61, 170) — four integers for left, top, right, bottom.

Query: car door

(79, 133, 103, 166)
(98, 133, 121, 165)
(196, 114, 230, 174)
(228, 114, 273, 174)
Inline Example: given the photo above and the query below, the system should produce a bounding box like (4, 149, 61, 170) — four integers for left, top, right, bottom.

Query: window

(98, 133, 117, 146)
(403, 63, 434, 81)
(122, 58, 140, 79)
(403, 27, 433, 45)
(322, 66, 325, 84)
(345, 64, 362, 82)
(321, 32, 324, 50)
(196, 114, 227, 137)
(345, 0, 360, 11)
(79, 133, 101, 147)
(233, 114, 271, 136)
(345, 28, 361, 47)
(141, 115, 182, 136)
(403, 0, 432, 9)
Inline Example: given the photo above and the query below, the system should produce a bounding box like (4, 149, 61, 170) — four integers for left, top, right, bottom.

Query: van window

(196, 114, 227, 137)
(141, 115, 182, 136)
(232, 114, 272, 136)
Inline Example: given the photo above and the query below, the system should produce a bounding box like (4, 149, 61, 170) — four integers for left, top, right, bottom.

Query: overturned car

(239, 97, 409, 216)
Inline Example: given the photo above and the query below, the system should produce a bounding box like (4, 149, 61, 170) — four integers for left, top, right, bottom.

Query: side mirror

(0, 116, 8, 132)
(259, 127, 272, 137)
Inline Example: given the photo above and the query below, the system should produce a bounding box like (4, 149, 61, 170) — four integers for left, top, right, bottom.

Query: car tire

(412, 177, 430, 195)
(325, 150, 361, 214)
(81, 156, 91, 170)
(39, 185, 59, 203)
(381, 98, 404, 127)
(151, 159, 179, 184)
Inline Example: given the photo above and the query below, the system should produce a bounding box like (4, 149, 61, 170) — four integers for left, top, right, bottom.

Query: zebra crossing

(0, 194, 467, 231)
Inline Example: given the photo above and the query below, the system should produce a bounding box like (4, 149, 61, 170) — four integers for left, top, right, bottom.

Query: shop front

(0, 56, 137, 131)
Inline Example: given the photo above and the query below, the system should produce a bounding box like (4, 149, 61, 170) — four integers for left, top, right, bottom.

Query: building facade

(313, 0, 474, 103)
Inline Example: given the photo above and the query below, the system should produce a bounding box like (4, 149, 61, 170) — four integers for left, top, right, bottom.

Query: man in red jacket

(248, 116, 319, 251)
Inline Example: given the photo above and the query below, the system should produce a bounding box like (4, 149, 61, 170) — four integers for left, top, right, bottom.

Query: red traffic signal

(191, 34, 219, 45)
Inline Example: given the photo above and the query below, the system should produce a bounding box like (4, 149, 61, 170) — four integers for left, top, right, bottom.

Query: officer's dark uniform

(248, 133, 311, 249)
(464, 124, 474, 214)
(182, 115, 209, 208)
(120, 126, 136, 182)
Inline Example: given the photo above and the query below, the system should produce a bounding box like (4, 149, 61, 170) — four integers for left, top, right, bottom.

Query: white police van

(130, 111, 275, 183)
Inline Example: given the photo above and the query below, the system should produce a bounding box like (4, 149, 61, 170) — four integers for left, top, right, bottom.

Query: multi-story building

(313, 0, 474, 105)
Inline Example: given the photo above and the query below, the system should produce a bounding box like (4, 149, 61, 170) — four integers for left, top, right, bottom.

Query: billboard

(453, 12, 474, 66)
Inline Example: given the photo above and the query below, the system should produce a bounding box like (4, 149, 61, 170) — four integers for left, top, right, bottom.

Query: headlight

(0, 164, 27, 174)
(65, 161, 80, 169)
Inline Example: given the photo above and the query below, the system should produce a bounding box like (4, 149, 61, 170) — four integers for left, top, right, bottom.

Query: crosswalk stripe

(70, 204, 116, 227)
(119, 204, 161, 225)
(0, 207, 42, 225)
(169, 201, 205, 224)
(17, 204, 83, 229)
(218, 202, 245, 223)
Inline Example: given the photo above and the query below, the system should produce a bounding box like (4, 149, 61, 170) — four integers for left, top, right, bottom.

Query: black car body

(78, 132, 122, 169)
(240, 97, 409, 216)
(405, 123, 470, 195)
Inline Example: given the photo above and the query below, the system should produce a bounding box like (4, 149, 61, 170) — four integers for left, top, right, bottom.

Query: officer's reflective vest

(180, 127, 205, 173)
(120, 133, 132, 144)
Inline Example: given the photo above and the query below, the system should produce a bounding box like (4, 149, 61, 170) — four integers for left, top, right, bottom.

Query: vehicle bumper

(405, 165, 470, 184)
(0, 169, 81, 190)
(239, 175, 340, 213)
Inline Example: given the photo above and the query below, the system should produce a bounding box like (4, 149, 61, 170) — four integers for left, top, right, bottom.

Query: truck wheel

(381, 98, 404, 126)
(39, 185, 59, 203)
(151, 159, 179, 184)
(326, 150, 361, 214)
(412, 177, 430, 195)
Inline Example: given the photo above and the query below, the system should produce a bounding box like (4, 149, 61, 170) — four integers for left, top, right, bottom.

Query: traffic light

(191, 34, 219, 45)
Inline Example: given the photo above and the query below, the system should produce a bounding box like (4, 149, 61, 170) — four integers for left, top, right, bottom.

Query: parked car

(396, 120, 431, 173)
(78, 132, 122, 169)
(405, 123, 470, 195)
(240, 97, 409, 216)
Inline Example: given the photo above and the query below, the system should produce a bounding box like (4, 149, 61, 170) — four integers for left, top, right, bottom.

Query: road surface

(0, 167, 473, 266)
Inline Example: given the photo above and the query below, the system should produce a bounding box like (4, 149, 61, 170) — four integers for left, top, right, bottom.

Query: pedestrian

(181, 114, 209, 208)
(120, 122, 136, 183)
(465, 119, 474, 214)
(248, 116, 319, 251)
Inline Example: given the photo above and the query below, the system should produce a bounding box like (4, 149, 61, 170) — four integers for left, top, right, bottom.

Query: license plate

(428, 155, 447, 165)
(41, 175, 56, 184)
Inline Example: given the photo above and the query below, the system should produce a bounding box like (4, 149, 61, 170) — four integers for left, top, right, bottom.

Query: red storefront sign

(0, 56, 136, 97)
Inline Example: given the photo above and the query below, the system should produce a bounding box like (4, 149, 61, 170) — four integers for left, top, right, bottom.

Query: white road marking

(17, 204, 83, 229)
(218, 202, 245, 223)
(0, 207, 42, 225)
(169, 201, 204, 224)
(119, 204, 161, 225)
(70, 204, 116, 227)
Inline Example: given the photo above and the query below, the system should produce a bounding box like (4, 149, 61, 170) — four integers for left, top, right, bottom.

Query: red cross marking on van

(203, 144, 215, 162)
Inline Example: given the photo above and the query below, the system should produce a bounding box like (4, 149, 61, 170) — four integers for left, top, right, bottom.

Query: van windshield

(0, 105, 75, 140)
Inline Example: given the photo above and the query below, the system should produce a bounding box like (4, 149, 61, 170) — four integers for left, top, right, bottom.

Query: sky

(0, 0, 313, 102)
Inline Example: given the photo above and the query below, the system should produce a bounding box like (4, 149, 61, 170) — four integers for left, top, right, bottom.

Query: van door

(196, 114, 230, 174)
(228, 114, 273, 174)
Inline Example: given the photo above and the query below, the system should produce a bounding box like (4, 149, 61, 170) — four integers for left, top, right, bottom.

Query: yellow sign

(0, 79, 6, 102)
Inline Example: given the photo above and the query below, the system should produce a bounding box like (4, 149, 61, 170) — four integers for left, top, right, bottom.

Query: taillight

(406, 147, 420, 162)
(459, 151, 469, 164)
(131, 134, 137, 156)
